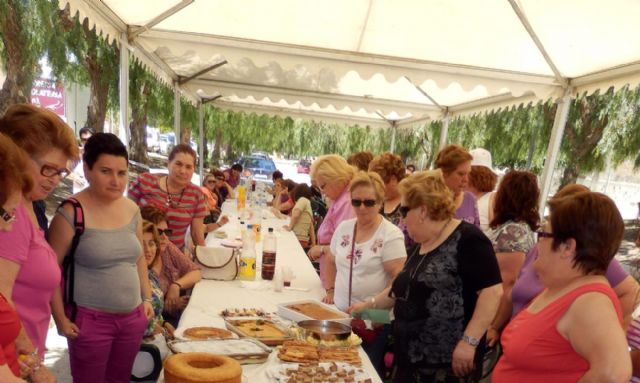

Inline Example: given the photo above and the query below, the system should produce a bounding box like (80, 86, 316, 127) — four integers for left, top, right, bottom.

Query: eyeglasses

(215, 176, 224, 181)
(33, 158, 70, 178)
(351, 199, 377, 208)
(535, 230, 554, 241)
(399, 205, 412, 218)
(206, 180, 217, 184)
(157, 228, 173, 236)
(0, 207, 16, 223)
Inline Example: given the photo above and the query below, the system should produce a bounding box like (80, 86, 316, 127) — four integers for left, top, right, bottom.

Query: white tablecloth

(170, 201, 382, 382)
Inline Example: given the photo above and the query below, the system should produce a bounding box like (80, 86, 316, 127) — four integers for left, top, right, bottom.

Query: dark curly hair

(490, 170, 540, 231)
(347, 151, 374, 171)
(368, 152, 405, 184)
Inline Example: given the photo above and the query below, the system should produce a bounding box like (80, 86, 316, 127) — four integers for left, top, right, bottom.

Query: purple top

(511, 245, 629, 317)
(455, 191, 480, 227)
(317, 187, 355, 288)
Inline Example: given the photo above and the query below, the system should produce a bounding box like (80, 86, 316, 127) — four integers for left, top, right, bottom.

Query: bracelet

(461, 334, 480, 347)
(143, 297, 153, 302)
(369, 296, 376, 309)
(172, 281, 183, 290)
(319, 246, 325, 256)
(325, 287, 334, 294)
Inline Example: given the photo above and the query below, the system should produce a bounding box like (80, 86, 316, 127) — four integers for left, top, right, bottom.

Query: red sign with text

(31, 78, 65, 119)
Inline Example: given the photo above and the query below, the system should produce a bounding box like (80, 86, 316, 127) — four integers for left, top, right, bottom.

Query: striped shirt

(128, 172, 206, 249)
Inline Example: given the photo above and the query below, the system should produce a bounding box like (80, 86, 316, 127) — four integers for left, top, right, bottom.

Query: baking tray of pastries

(268, 362, 372, 383)
(173, 326, 238, 341)
(167, 338, 272, 364)
(277, 300, 351, 326)
(277, 340, 361, 366)
(225, 318, 294, 346)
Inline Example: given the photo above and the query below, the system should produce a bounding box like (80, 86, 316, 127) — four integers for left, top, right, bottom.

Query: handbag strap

(348, 222, 357, 307)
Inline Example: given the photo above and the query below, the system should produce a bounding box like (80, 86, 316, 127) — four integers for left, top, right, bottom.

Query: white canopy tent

(58, 0, 640, 209)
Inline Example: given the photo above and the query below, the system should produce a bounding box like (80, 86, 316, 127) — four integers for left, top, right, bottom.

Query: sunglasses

(0, 207, 16, 224)
(399, 205, 412, 218)
(351, 199, 377, 208)
(33, 158, 70, 179)
(157, 228, 173, 236)
(535, 230, 554, 241)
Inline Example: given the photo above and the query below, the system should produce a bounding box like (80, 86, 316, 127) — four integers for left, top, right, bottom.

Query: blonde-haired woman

(308, 155, 357, 288)
(350, 170, 502, 382)
(325, 171, 406, 375)
(435, 144, 480, 226)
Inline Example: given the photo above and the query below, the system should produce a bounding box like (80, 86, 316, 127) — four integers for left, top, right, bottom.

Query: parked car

(146, 127, 160, 153)
(159, 133, 176, 155)
(297, 159, 311, 174)
(239, 155, 277, 181)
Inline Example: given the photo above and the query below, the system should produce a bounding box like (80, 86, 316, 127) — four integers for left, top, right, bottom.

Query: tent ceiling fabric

(59, 0, 640, 125)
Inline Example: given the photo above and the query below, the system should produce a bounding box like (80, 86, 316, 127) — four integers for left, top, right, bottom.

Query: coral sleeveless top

(493, 283, 621, 383)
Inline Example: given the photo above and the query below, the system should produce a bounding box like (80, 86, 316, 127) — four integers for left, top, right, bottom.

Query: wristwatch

(461, 334, 480, 347)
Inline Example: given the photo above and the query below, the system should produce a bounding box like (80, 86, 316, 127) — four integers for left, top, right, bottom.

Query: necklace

(165, 176, 185, 208)
(400, 218, 453, 302)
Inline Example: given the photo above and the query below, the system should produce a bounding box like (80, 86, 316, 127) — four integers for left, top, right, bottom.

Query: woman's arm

(47, 208, 79, 338)
(0, 364, 26, 383)
(286, 208, 302, 230)
(560, 292, 631, 383)
(279, 199, 294, 213)
(190, 216, 206, 247)
(224, 183, 235, 199)
(346, 258, 403, 315)
(322, 250, 337, 304)
(309, 220, 317, 246)
(613, 275, 639, 328)
(164, 269, 201, 313)
(452, 283, 503, 377)
(486, 288, 513, 346)
(205, 216, 229, 233)
(134, 218, 154, 320)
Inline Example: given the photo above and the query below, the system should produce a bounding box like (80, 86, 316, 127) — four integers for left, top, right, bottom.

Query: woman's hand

(308, 245, 322, 261)
(218, 215, 229, 226)
(164, 284, 181, 313)
(347, 301, 369, 315)
(283, 225, 291, 231)
(163, 322, 176, 338)
(30, 366, 57, 383)
(143, 301, 154, 320)
(486, 326, 501, 347)
(451, 341, 476, 377)
(322, 290, 334, 304)
(56, 317, 80, 339)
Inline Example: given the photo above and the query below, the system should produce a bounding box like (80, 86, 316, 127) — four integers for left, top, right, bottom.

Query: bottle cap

(268, 227, 274, 233)
(247, 224, 253, 229)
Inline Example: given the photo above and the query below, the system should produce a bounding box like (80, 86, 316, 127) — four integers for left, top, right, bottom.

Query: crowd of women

(0, 103, 639, 383)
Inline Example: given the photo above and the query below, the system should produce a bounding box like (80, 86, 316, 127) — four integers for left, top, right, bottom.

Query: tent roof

(60, 0, 640, 126)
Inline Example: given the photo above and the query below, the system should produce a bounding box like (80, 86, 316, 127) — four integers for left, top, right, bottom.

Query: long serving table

(171, 199, 383, 382)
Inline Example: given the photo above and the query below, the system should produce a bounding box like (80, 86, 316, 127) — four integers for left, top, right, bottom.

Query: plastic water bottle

(261, 227, 277, 280)
(238, 224, 257, 280)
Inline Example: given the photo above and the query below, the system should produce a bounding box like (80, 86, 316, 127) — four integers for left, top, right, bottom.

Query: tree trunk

(83, 28, 116, 132)
(212, 128, 223, 167)
(0, 1, 33, 115)
(129, 81, 151, 164)
(202, 137, 209, 169)
(558, 97, 609, 189)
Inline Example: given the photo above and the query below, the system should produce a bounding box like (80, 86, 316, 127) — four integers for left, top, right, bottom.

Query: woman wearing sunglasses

(350, 170, 502, 382)
(0, 133, 36, 382)
(324, 171, 406, 376)
(0, 104, 79, 383)
(493, 191, 631, 382)
(140, 205, 201, 326)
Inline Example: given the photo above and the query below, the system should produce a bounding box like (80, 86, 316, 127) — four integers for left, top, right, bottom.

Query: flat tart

(277, 340, 361, 365)
(183, 326, 235, 340)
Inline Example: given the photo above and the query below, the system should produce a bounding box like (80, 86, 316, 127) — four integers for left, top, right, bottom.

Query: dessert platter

(168, 338, 272, 364)
(268, 362, 372, 383)
(278, 300, 351, 325)
(277, 341, 361, 365)
(221, 308, 267, 318)
(213, 230, 228, 239)
(176, 326, 237, 340)
(225, 319, 294, 346)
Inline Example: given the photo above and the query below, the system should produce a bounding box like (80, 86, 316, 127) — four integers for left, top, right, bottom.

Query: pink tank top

(493, 283, 621, 383)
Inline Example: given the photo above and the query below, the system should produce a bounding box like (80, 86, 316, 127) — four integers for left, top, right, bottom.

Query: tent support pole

(198, 102, 205, 181)
(118, 32, 129, 148)
(438, 113, 449, 151)
(174, 86, 181, 143)
(538, 91, 572, 215)
(390, 121, 397, 153)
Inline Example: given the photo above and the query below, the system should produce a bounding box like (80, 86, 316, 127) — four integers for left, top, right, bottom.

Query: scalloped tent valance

(57, 0, 640, 126)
